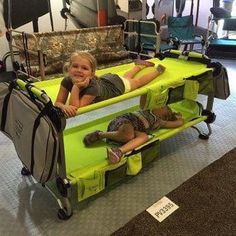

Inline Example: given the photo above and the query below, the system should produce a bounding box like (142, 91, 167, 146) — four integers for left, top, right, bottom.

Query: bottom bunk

(62, 99, 208, 203)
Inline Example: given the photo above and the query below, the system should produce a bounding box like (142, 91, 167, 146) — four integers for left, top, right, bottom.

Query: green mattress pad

(34, 56, 212, 114)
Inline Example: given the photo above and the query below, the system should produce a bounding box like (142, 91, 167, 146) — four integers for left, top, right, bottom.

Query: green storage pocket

(77, 172, 104, 201)
(184, 80, 199, 100)
(167, 86, 184, 103)
(126, 154, 142, 175)
(105, 163, 127, 187)
(145, 88, 169, 109)
(141, 141, 160, 166)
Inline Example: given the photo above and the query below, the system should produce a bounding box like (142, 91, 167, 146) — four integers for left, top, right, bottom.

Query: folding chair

(167, 15, 205, 52)
(123, 19, 161, 57)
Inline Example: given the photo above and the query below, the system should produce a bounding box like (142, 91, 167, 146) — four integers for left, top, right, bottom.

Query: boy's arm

(161, 117, 184, 128)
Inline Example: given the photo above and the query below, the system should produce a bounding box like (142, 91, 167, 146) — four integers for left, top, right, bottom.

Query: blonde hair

(153, 106, 178, 121)
(63, 51, 97, 75)
(164, 106, 178, 121)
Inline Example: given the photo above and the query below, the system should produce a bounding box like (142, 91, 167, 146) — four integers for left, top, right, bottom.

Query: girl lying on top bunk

(55, 51, 166, 117)
(83, 106, 184, 164)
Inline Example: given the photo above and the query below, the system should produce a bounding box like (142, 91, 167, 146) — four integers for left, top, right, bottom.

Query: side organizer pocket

(141, 141, 160, 166)
(77, 171, 104, 201)
(145, 86, 169, 109)
(126, 154, 142, 175)
(126, 141, 160, 175)
(211, 62, 230, 99)
(183, 80, 199, 100)
(105, 162, 127, 187)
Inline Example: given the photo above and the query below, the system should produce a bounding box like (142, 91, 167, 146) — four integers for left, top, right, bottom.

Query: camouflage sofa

(12, 25, 131, 80)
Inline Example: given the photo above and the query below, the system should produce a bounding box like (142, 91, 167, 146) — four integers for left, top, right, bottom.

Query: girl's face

(68, 56, 93, 83)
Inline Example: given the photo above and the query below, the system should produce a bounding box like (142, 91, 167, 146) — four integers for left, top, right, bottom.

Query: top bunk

(34, 50, 214, 116)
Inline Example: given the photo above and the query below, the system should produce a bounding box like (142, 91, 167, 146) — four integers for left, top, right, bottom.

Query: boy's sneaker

(83, 130, 101, 146)
(107, 147, 123, 164)
(134, 59, 155, 67)
(156, 64, 166, 74)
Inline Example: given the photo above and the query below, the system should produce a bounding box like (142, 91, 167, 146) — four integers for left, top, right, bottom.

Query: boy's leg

(123, 65, 143, 80)
(83, 122, 135, 146)
(107, 131, 149, 164)
(119, 131, 149, 154)
(100, 123, 135, 143)
(103, 128, 149, 153)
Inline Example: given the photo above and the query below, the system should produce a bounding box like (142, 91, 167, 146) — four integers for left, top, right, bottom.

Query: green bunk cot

(0, 50, 228, 220)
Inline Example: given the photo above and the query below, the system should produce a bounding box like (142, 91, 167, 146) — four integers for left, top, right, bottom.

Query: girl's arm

(79, 94, 96, 107)
(55, 85, 69, 109)
(55, 85, 77, 117)
(69, 84, 96, 108)
(69, 85, 80, 107)
(69, 77, 96, 108)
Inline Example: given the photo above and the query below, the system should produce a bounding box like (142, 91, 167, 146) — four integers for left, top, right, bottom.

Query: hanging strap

(22, 32, 32, 76)
(30, 103, 58, 183)
(30, 108, 45, 175)
(1, 82, 16, 131)
(43, 124, 58, 182)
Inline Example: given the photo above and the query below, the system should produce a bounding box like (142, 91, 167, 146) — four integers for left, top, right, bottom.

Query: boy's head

(153, 106, 180, 121)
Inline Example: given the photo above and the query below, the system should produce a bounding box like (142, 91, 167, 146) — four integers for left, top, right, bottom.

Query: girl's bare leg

(123, 59, 157, 80)
(126, 70, 160, 91)
(123, 65, 144, 79)
(125, 64, 166, 91)
(106, 130, 149, 164)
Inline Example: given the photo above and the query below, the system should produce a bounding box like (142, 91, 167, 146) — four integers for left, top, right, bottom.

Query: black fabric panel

(3, 0, 49, 29)
(206, 43, 236, 59)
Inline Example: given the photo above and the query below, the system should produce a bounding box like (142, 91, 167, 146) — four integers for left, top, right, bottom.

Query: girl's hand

(62, 105, 78, 117)
(74, 77, 90, 88)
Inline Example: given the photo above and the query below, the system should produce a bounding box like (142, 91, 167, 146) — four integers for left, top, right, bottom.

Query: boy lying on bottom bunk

(84, 105, 184, 164)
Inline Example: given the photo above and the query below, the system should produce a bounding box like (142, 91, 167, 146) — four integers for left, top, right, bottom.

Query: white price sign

(146, 196, 179, 222)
